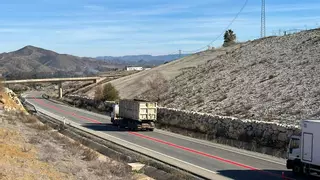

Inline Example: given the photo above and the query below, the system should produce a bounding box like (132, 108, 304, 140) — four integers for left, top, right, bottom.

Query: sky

(0, 0, 319, 57)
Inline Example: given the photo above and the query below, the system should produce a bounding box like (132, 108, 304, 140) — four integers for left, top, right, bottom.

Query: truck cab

(110, 103, 119, 124)
(286, 120, 320, 177)
(287, 136, 302, 174)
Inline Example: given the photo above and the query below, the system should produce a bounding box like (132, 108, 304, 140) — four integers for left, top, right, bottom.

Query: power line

(182, 0, 249, 54)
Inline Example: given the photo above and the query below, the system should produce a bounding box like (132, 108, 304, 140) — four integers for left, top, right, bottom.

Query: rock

(278, 132, 287, 142)
(128, 162, 145, 171)
(97, 102, 106, 111)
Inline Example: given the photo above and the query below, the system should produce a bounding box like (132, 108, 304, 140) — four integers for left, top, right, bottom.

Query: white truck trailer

(286, 120, 320, 177)
(110, 99, 157, 131)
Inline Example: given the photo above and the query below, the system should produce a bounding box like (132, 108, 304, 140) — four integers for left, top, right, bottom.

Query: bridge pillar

(58, 82, 63, 99)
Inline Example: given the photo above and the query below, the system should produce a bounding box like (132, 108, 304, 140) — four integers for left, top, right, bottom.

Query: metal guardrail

(19, 96, 37, 114)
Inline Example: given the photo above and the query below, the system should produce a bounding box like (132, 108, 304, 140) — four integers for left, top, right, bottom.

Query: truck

(286, 120, 320, 178)
(110, 99, 157, 131)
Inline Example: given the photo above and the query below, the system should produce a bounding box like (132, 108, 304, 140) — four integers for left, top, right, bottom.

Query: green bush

(102, 83, 119, 101)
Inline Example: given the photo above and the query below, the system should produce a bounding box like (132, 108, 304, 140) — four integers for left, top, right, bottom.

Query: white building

(125, 66, 143, 71)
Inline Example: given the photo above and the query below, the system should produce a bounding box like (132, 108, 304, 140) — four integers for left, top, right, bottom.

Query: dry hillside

(89, 28, 320, 124)
(0, 112, 133, 180)
(86, 45, 241, 98)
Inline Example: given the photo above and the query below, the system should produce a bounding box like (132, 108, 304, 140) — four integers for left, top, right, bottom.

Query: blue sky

(0, 0, 319, 57)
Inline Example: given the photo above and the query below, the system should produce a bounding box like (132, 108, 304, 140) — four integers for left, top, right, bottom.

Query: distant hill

(0, 46, 122, 80)
(96, 54, 189, 67)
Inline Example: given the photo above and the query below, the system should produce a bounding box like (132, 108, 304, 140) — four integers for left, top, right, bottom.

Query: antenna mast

(261, 0, 266, 37)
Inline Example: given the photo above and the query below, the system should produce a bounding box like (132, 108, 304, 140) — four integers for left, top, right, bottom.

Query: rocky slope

(158, 28, 320, 123)
(0, 88, 26, 113)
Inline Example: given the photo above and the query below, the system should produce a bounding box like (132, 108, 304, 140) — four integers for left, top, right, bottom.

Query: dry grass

(29, 123, 51, 131)
(21, 115, 38, 123)
(28, 136, 41, 144)
(0, 126, 69, 180)
(82, 148, 99, 161)
(89, 160, 132, 179)
(39, 143, 59, 162)
(21, 144, 32, 152)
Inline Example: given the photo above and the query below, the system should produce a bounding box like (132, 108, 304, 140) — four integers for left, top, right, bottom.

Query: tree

(102, 83, 119, 101)
(146, 71, 169, 102)
(94, 85, 103, 101)
(223, 29, 237, 47)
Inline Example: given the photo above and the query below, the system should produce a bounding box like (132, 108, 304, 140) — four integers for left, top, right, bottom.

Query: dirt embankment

(0, 112, 133, 180)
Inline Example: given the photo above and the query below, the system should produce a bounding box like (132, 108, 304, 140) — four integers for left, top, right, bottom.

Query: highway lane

(25, 92, 301, 180)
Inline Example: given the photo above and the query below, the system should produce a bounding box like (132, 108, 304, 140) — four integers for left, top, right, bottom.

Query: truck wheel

(149, 128, 154, 132)
(293, 164, 302, 176)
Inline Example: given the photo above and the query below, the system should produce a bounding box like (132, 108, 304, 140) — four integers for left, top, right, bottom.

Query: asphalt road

(25, 92, 306, 180)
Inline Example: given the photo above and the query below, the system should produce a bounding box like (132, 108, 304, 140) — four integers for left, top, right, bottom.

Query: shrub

(29, 123, 50, 131)
(146, 71, 169, 102)
(223, 29, 237, 47)
(94, 85, 103, 101)
(82, 149, 99, 161)
(102, 83, 119, 101)
(21, 115, 38, 124)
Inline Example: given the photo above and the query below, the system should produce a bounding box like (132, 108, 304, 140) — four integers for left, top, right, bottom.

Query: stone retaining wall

(157, 107, 301, 156)
(62, 95, 302, 157)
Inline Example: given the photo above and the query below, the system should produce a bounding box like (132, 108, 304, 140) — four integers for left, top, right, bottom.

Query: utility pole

(261, 0, 266, 38)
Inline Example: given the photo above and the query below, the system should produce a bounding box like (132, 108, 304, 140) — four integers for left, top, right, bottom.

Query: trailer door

(302, 133, 313, 162)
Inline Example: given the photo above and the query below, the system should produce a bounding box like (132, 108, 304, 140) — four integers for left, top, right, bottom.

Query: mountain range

(0, 45, 188, 80)
(0, 46, 122, 80)
(96, 54, 189, 67)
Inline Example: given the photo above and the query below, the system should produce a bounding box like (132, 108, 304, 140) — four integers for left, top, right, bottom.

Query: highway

(24, 92, 303, 180)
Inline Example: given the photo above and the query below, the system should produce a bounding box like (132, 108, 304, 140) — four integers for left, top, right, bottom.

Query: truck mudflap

(286, 160, 294, 169)
(135, 121, 154, 131)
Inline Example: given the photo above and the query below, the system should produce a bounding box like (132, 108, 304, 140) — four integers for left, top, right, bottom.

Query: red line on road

(31, 96, 294, 180)
(129, 131, 258, 169)
(33, 97, 101, 124)
(128, 132, 296, 179)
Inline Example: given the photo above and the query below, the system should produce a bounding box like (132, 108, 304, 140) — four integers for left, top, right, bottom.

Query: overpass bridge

(3, 77, 99, 98)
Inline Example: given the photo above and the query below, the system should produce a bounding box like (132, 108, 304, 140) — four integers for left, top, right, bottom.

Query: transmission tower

(261, 0, 266, 38)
